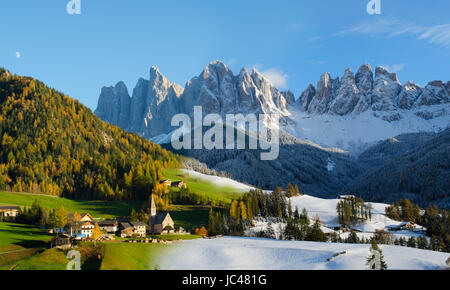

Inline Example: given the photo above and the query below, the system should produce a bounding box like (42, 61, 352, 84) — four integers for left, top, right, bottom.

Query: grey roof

(120, 222, 132, 229)
(0, 206, 20, 210)
(99, 220, 118, 226)
(153, 213, 170, 225)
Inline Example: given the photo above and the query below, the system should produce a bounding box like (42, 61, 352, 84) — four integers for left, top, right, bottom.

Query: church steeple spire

(150, 194, 156, 217)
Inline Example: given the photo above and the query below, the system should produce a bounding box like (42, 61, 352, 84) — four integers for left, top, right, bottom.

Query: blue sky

(0, 0, 449, 110)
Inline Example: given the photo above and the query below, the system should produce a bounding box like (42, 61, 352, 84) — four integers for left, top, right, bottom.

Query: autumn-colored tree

(51, 205, 68, 229)
(239, 201, 247, 220)
(0, 70, 180, 200)
(229, 200, 238, 219)
(198, 226, 208, 237)
(92, 222, 102, 241)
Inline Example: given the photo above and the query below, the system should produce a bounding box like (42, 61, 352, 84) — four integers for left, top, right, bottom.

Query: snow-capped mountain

(96, 61, 293, 140)
(95, 61, 449, 152)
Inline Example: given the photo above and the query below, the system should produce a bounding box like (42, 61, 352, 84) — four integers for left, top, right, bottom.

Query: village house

(0, 206, 20, 218)
(171, 181, 187, 189)
(130, 222, 147, 237)
(160, 179, 172, 187)
(149, 195, 175, 234)
(66, 212, 96, 238)
(81, 221, 95, 238)
(98, 220, 118, 234)
(68, 213, 95, 223)
(119, 222, 134, 238)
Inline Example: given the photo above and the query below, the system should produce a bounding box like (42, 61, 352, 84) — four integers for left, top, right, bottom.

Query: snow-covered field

(247, 195, 425, 241)
(160, 237, 449, 270)
(181, 169, 256, 193)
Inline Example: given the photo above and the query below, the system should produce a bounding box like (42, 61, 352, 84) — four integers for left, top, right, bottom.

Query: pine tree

(130, 208, 138, 222)
(288, 200, 293, 219)
(407, 237, 417, 248)
(293, 207, 300, 220)
(300, 208, 310, 226)
(366, 239, 388, 270)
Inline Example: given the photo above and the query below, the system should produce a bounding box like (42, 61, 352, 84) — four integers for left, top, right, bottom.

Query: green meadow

(100, 243, 170, 270)
(0, 222, 54, 269)
(0, 191, 141, 219)
(162, 169, 246, 204)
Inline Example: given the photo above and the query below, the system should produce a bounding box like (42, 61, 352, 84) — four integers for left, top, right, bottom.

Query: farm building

(99, 220, 118, 234)
(119, 222, 134, 238)
(130, 222, 147, 237)
(51, 233, 72, 250)
(68, 213, 94, 223)
(160, 179, 172, 186)
(171, 181, 187, 189)
(81, 221, 95, 238)
(0, 206, 20, 217)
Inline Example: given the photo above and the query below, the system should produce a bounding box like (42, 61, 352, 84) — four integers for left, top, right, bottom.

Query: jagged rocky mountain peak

(96, 61, 449, 141)
(355, 63, 374, 96)
(375, 66, 400, 83)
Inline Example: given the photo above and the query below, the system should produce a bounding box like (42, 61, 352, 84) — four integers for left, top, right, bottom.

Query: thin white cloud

(260, 68, 288, 89)
(305, 60, 326, 65)
(335, 18, 450, 48)
(225, 58, 238, 68)
(382, 63, 406, 73)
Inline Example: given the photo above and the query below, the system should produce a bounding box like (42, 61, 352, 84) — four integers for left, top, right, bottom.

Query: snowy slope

(159, 237, 449, 270)
(245, 195, 425, 242)
(286, 105, 449, 153)
(289, 195, 417, 232)
(180, 169, 256, 193)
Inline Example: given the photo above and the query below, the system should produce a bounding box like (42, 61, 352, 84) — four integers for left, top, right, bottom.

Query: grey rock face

(329, 68, 360, 116)
(96, 61, 449, 141)
(298, 64, 448, 117)
(415, 80, 449, 106)
(308, 73, 336, 114)
(95, 81, 131, 129)
(96, 61, 292, 139)
(353, 63, 374, 114)
(297, 84, 316, 112)
(355, 63, 374, 95)
(282, 90, 296, 106)
(371, 66, 401, 111)
(396, 81, 422, 109)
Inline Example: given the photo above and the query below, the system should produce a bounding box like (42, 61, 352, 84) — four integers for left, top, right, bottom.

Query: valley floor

(159, 236, 449, 270)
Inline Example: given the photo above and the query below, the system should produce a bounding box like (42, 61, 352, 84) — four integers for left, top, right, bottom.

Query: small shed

(160, 179, 172, 187)
(51, 233, 72, 250)
(171, 181, 187, 189)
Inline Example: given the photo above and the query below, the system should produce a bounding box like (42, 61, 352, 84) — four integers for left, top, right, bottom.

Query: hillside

(357, 132, 437, 169)
(0, 68, 179, 201)
(160, 237, 449, 270)
(345, 128, 450, 208)
(166, 127, 362, 197)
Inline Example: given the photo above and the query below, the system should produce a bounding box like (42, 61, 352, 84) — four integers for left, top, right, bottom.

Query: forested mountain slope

(345, 128, 450, 208)
(0, 68, 179, 201)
